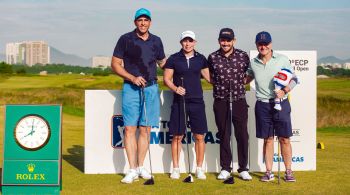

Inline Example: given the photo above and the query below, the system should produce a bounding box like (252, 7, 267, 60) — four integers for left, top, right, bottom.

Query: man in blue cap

(245, 31, 298, 182)
(111, 8, 166, 184)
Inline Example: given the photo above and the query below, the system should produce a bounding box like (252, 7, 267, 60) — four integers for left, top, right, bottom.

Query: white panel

(85, 51, 316, 173)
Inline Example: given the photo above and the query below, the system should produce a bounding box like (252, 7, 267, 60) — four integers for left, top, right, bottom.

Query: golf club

(181, 77, 194, 183)
(141, 87, 155, 185)
(224, 80, 235, 184)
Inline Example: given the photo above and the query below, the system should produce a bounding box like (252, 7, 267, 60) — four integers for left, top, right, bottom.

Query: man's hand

(132, 76, 146, 87)
(275, 89, 285, 99)
(175, 86, 186, 96)
(244, 75, 254, 85)
(275, 86, 289, 98)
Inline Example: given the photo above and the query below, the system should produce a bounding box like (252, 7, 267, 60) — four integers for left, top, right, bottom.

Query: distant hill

(50, 47, 90, 67)
(0, 53, 5, 62)
(318, 56, 350, 64)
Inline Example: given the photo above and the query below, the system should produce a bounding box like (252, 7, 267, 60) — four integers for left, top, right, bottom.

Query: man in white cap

(164, 30, 210, 180)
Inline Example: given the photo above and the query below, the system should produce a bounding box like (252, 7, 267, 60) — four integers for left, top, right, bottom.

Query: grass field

(0, 75, 349, 194)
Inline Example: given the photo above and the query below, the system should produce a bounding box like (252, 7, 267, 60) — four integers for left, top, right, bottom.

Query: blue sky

(1, 0, 349, 59)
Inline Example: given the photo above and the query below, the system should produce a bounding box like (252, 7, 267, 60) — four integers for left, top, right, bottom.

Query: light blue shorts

(122, 82, 160, 127)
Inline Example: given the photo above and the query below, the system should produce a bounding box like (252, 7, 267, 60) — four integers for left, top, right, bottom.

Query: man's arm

(207, 55, 215, 85)
(157, 57, 167, 69)
(163, 68, 185, 96)
(244, 75, 254, 85)
(111, 56, 146, 86)
(201, 68, 211, 83)
(283, 74, 298, 92)
(277, 57, 299, 97)
(276, 74, 298, 98)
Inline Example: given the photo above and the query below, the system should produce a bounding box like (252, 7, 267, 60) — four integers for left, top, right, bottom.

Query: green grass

(0, 75, 349, 194)
(317, 78, 350, 100)
(317, 78, 350, 127)
(0, 75, 122, 90)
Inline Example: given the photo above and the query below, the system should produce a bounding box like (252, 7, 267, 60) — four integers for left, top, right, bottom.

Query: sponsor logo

(112, 117, 221, 148)
(292, 129, 300, 136)
(150, 131, 220, 144)
(262, 154, 305, 163)
(290, 59, 310, 72)
(291, 128, 301, 143)
(27, 163, 35, 172)
(16, 163, 45, 181)
(111, 115, 125, 148)
(266, 154, 304, 163)
(292, 129, 301, 136)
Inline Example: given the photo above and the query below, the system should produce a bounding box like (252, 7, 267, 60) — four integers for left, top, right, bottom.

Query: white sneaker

(121, 169, 139, 184)
(217, 170, 231, 180)
(137, 166, 152, 179)
(239, 171, 252, 181)
(196, 167, 206, 180)
(170, 168, 180, 179)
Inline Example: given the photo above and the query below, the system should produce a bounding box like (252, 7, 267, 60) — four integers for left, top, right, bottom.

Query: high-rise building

(5, 41, 50, 66)
(92, 56, 111, 68)
(23, 41, 50, 66)
(343, 63, 350, 69)
(6, 42, 24, 64)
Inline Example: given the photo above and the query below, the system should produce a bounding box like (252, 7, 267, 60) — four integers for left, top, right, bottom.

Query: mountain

(0, 53, 5, 62)
(318, 56, 350, 64)
(50, 47, 90, 67)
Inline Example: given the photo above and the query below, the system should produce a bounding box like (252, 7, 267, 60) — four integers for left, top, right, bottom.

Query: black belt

(124, 80, 157, 87)
(214, 94, 246, 102)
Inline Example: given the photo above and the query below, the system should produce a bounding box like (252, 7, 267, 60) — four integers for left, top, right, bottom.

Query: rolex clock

(14, 114, 51, 151)
(2, 105, 62, 195)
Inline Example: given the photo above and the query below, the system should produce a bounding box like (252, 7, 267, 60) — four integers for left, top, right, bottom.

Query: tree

(0, 62, 13, 74)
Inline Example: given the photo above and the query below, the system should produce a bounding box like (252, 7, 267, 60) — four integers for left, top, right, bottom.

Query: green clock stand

(1, 105, 62, 195)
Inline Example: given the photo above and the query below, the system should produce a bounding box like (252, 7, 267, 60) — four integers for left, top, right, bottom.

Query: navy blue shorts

(169, 98, 208, 135)
(255, 99, 293, 138)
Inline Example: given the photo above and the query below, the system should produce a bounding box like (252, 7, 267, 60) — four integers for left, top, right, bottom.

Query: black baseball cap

(218, 28, 235, 40)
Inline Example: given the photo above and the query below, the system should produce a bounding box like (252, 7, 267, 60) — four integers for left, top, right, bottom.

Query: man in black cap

(208, 28, 252, 181)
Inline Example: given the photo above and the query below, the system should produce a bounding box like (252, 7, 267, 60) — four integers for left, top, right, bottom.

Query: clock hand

(32, 119, 34, 132)
(23, 120, 36, 138)
(23, 131, 33, 138)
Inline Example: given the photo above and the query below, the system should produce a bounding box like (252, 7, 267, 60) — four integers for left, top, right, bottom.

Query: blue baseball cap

(255, 31, 272, 44)
(134, 8, 151, 20)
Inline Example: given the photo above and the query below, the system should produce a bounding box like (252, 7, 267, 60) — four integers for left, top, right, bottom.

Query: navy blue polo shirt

(164, 50, 208, 100)
(113, 30, 166, 82)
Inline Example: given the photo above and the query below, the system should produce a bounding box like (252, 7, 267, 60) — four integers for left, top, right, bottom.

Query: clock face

(14, 115, 51, 151)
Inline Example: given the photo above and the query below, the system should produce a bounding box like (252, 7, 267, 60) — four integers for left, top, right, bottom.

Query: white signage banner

(85, 50, 316, 174)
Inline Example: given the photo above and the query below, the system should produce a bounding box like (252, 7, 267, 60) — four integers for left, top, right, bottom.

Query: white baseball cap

(180, 30, 196, 41)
